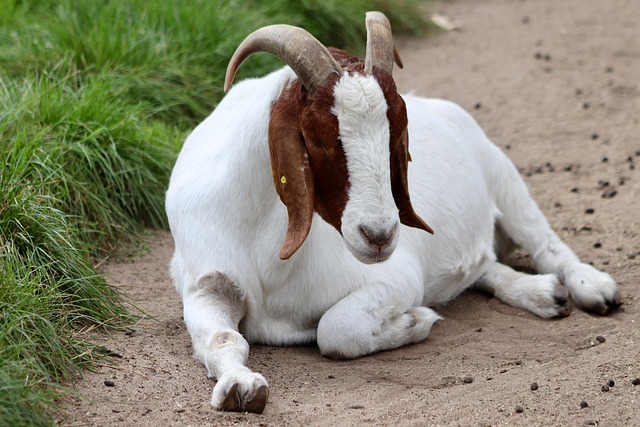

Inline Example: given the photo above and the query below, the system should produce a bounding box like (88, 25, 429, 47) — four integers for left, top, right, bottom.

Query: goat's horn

(225, 25, 342, 93)
(364, 11, 402, 75)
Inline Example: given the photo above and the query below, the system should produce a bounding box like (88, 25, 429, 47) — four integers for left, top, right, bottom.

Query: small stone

(463, 376, 474, 384)
(505, 144, 511, 150)
(350, 405, 365, 410)
(515, 405, 524, 414)
(606, 66, 614, 73)
(475, 327, 483, 332)
(474, 102, 482, 110)
(591, 133, 599, 140)
(584, 420, 596, 426)
(632, 378, 640, 385)
(580, 400, 589, 408)
(602, 189, 617, 199)
(104, 380, 115, 387)
(583, 102, 590, 109)
(328, 375, 335, 379)
(598, 179, 610, 187)
(585, 208, 595, 214)
(608, 379, 615, 387)
(596, 335, 606, 343)
(571, 187, 579, 193)
(554, 201, 562, 208)
(575, 88, 583, 96)
(593, 242, 602, 249)
(601, 384, 610, 392)
(601, 156, 608, 163)
(530, 382, 539, 391)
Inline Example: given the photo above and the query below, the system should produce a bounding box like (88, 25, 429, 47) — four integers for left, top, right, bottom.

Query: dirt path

(64, 0, 640, 425)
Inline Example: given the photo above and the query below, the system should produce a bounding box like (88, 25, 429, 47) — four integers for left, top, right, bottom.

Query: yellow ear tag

(280, 176, 287, 184)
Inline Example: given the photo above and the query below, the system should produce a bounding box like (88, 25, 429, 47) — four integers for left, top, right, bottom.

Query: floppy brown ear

(268, 92, 315, 260)
(392, 129, 434, 234)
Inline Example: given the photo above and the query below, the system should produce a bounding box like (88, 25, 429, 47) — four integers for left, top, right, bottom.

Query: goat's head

(225, 12, 432, 263)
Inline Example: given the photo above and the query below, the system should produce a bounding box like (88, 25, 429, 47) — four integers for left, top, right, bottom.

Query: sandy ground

(62, 0, 640, 425)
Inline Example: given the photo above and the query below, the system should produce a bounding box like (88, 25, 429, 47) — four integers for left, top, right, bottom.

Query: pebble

(608, 379, 615, 387)
(585, 208, 595, 214)
(601, 384, 610, 392)
(593, 242, 602, 249)
(602, 189, 617, 199)
(580, 400, 589, 408)
(463, 376, 474, 384)
(584, 420, 596, 426)
(632, 378, 640, 385)
(474, 102, 482, 110)
(530, 382, 539, 391)
(515, 405, 524, 413)
(601, 156, 608, 162)
(596, 335, 606, 343)
(591, 133, 599, 140)
(583, 102, 590, 109)
(104, 380, 115, 387)
(571, 187, 579, 193)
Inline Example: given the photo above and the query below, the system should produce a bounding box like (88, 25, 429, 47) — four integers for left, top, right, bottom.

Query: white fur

(165, 67, 619, 411)
(333, 74, 399, 262)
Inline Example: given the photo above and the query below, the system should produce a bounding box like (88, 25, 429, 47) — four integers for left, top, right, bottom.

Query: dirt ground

(63, 0, 640, 425)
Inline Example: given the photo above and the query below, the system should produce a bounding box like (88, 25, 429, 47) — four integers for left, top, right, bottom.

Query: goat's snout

(359, 223, 397, 248)
(342, 214, 399, 264)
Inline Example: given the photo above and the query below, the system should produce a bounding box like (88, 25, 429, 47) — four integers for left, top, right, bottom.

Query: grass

(0, 0, 430, 425)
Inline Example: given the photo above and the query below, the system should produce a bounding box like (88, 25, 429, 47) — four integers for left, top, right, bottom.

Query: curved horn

(364, 11, 402, 75)
(224, 25, 342, 93)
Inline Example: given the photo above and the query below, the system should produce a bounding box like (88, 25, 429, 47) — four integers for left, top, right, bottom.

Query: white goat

(165, 12, 621, 413)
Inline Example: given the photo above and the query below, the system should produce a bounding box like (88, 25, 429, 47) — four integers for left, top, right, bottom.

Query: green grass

(0, 0, 429, 425)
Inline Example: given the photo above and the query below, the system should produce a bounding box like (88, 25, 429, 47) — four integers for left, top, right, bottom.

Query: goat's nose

(359, 224, 396, 247)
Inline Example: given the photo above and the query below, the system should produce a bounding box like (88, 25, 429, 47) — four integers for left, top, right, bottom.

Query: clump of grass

(0, 177, 130, 426)
(1, 69, 182, 250)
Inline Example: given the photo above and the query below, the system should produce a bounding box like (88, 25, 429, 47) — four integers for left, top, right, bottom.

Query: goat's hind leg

(475, 261, 571, 318)
(183, 271, 268, 413)
(490, 152, 621, 315)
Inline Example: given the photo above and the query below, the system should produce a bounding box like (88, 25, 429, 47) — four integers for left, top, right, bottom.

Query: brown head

(225, 12, 432, 262)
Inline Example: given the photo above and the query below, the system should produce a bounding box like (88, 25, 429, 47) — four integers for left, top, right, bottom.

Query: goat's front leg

(183, 271, 268, 413)
(316, 284, 441, 359)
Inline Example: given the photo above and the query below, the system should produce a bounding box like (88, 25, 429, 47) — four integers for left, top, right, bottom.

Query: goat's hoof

(552, 285, 572, 318)
(588, 290, 623, 316)
(220, 383, 269, 413)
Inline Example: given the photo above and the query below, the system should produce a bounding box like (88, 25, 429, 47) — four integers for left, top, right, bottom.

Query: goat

(165, 12, 621, 414)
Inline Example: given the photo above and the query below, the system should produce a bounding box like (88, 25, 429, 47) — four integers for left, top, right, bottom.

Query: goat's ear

(392, 129, 434, 234)
(268, 94, 315, 260)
